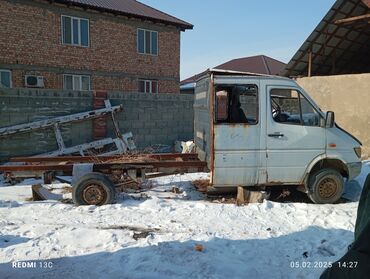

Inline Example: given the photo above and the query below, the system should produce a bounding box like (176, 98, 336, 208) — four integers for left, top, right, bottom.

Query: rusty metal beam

(0, 160, 207, 172)
(9, 153, 199, 163)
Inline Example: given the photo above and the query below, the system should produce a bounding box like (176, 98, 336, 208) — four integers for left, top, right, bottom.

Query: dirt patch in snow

(99, 225, 161, 240)
(191, 179, 210, 193)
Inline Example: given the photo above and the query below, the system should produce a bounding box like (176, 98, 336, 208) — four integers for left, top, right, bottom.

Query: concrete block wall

(0, 89, 194, 161)
(107, 91, 194, 147)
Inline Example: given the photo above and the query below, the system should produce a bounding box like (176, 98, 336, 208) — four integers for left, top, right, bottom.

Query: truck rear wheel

(72, 172, 116, 206)
(308, 168, 344, 204)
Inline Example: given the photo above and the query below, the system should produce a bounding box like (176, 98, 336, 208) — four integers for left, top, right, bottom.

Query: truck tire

(72, 172, 116, 206)
(308, 168, 344, 204)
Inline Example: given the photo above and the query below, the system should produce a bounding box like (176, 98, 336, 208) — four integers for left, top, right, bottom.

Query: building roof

(180, 70, 208, 86)
(282, 0, 370, 77)
(181, 55, 286, 85)
(54, 0, 193, 30)
(215, 55, 286, 76)
(206, 68, 289, 79)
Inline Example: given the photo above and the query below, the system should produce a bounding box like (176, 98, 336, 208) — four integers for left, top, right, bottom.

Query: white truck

(0, 69, 362, 206)
(194, 69, 362, 204)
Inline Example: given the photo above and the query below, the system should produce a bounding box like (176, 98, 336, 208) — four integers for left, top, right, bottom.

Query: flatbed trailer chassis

(0, 153, 208, 205)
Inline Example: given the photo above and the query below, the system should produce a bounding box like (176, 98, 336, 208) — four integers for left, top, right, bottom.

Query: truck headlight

(354, 147, 362, 159)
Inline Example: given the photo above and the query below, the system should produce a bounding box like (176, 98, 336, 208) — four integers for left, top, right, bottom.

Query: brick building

(0, 0, 193, 93)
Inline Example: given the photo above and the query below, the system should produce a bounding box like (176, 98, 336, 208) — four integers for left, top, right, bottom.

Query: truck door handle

(268, 133, 284, 138)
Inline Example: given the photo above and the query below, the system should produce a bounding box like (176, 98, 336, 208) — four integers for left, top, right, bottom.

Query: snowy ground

(0, 162, 369, 279)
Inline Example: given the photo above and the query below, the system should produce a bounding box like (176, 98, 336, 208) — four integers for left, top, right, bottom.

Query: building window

(137, 29, 158, 55)
(138, 80, 158, 93)
(62, 15, 89, 47)
(0, 70, 12, 88)
(63, 74, 91, 91)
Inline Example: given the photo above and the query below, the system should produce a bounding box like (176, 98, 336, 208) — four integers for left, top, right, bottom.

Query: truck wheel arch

(307, 168, 344, 204)
(303, 156, 349, 187)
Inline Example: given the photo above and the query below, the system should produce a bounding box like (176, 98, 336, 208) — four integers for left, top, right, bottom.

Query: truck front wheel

(72, 172, 116, 206)
(308, 168, 344, 204)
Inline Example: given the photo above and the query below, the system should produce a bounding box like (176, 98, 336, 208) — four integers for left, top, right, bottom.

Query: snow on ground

(0, 162, 369, 279)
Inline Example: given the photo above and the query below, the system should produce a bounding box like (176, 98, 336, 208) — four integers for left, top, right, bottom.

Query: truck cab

(194, 69, 362, 204)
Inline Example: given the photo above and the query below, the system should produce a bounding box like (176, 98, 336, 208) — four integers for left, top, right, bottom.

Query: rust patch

(266, 181, 284, 186)
(194, 244, 204, 252)
(210, 74, 215, 185)
(215, 90, 228, 121)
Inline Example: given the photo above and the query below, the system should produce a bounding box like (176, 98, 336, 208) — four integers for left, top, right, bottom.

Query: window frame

(61, 15, 90, 47)
(269, 87, 322, 127)
(0, 69, 12, 89)
(63, 74, 91, 91)
(214, 84, 259, 125)
(138, 79, 158, 93)
(137, 28, 158, 56)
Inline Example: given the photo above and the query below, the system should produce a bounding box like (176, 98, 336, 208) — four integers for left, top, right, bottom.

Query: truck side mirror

(216, 90, 228, 121)
(325, 111, 335, 128)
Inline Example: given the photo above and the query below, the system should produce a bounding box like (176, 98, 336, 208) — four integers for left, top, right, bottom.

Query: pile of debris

(0, 100, 135, 157)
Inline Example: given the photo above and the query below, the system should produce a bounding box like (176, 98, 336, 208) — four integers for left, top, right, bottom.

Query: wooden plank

(236, 187, 268, 205)
(334, 13, 370, 25)
(363, 0, 370, 8)
(308, 51, 312, 77)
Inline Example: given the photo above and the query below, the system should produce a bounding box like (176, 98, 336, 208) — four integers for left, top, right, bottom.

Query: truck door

(212, 81, 265, 186)
(266, 86, 325, 184)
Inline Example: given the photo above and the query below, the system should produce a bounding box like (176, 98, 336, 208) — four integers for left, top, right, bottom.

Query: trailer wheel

(72, 172, 116, 206)
(308, 168, 344, 204)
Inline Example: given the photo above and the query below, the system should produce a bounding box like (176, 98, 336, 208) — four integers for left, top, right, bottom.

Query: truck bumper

(347, 162, 362, 180)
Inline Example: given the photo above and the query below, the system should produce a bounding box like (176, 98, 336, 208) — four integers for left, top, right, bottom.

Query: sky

(139, 0, 336, 80)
